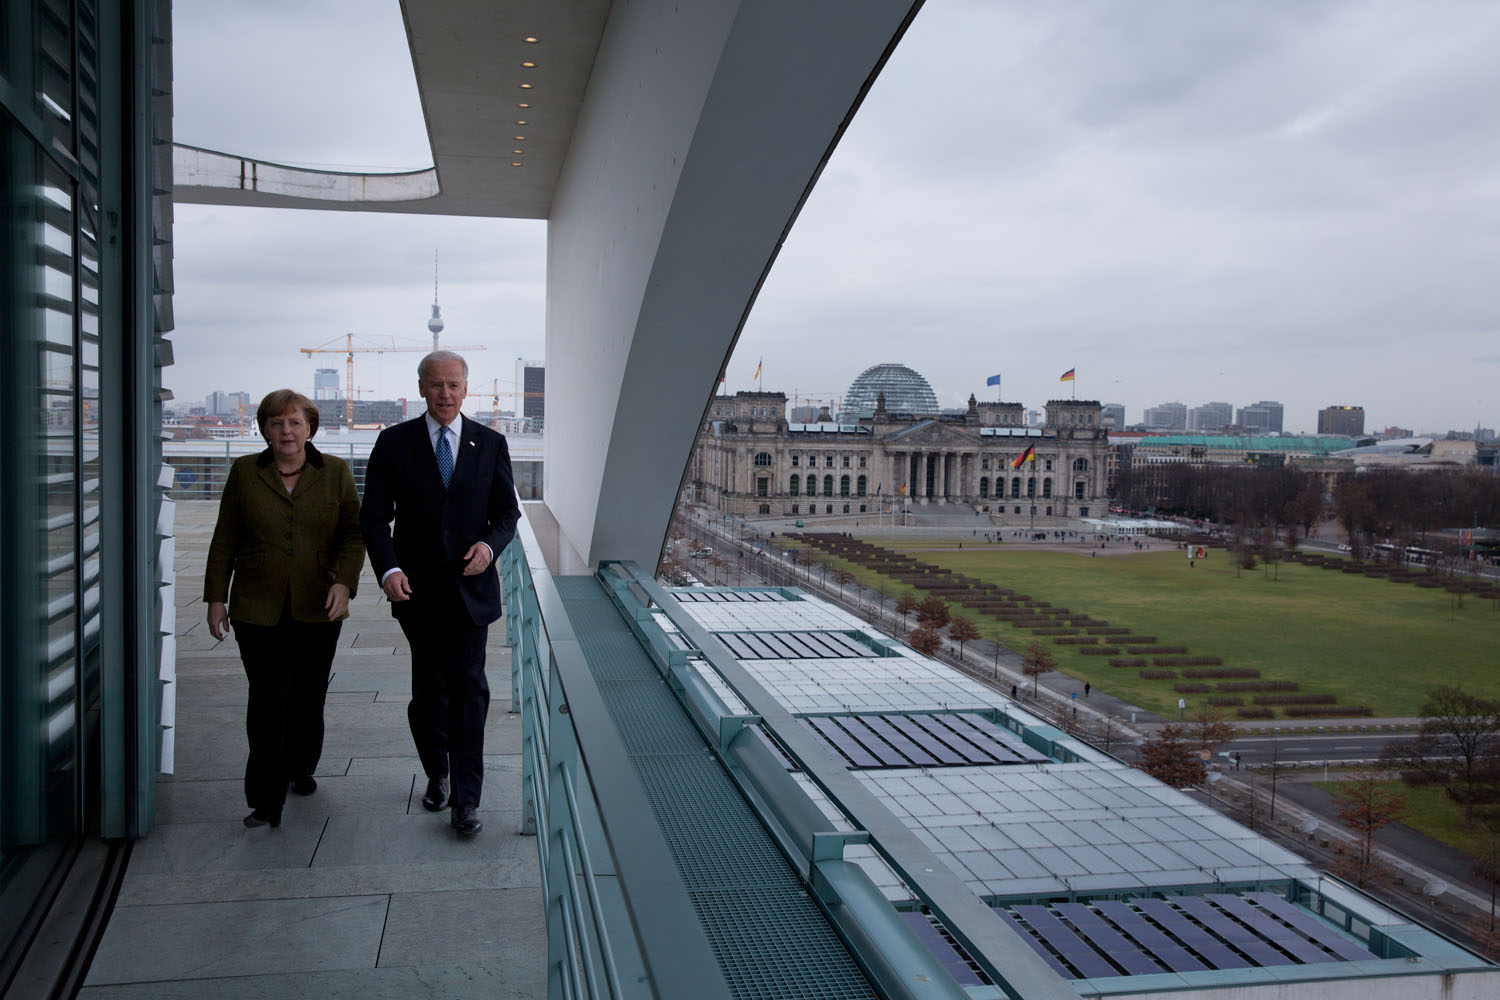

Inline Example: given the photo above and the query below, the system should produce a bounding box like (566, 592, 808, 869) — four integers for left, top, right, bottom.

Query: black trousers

(398, 605, 490, 810)
(232, 607, 341, 820)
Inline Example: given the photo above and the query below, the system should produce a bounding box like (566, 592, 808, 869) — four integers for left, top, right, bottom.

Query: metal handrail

(502, 522, 730, 1000)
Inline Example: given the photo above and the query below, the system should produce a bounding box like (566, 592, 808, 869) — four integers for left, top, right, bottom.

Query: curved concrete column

(543, 0, 922, 570)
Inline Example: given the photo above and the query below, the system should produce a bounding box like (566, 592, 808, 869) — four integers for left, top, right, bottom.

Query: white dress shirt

(380, 412, 492, 585)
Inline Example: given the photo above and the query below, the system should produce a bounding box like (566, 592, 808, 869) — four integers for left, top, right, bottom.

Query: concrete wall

(543, 0, 921, 571)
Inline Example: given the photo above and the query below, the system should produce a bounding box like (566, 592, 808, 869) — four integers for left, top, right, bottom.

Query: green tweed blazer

(203, 442, 365, 626)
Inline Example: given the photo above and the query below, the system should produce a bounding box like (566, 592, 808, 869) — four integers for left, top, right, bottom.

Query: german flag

(1059, 368, 1076, 382)
(1010, 445, 1035, 469)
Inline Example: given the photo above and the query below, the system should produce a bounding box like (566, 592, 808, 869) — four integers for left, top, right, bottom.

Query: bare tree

(1021, 642, 1057, 698)
(908, 625, 942, 657)
(1330, 772, 1407, 887)
(1137, 725, 1206, 787)
(948, 615, 981, 658)
(1384, 686, 1500, 826)
(1189, 706, 1239, 757)
(894, 592, 919, 629)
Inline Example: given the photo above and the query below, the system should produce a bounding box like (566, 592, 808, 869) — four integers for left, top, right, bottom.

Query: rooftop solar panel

(1207, 895, 1335, 965)
(858, 715, 940, 766)
(885, 716, 968, 765)
(839, 716, 911, 767)
(1131, 898, 1250, 970)
(999, 909, 1074, 978)
(1013, 905, 1121, 980)
(1092, 901, 1208, 974)
(1053, 904, 1164, 977)
(919, 716, 1001, 764)
(1171, 896, 1292, 968)
(806, 717, 883, 768)
(897, 913, 986, 986)
(1244, 893, 1377, 962)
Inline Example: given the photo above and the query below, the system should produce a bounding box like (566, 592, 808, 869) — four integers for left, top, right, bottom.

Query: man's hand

(325, 582, 351, 620)
(462, 542, 492, 576)
(207, 601, 230, 641)
(382, 571, 412, 602)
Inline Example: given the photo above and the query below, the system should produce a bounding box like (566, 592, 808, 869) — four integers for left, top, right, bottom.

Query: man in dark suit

(360, 351, 521, 837)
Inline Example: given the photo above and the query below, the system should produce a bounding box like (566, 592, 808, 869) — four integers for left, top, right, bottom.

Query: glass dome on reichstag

(843, 363, 939, 417)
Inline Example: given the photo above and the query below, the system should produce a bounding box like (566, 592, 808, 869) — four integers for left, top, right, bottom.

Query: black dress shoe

(421, 776, 449, 812)
(451, 805, 482, 837)
(243, 810, 280, 828)
(290, 775, 317, 796)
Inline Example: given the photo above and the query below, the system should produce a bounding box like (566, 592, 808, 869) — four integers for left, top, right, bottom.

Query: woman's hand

(207, 601, 230, 641)
(325, 583, 351, 621)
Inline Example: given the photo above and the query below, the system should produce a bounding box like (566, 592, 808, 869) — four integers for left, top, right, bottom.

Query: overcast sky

(171, 0, 1499, 435)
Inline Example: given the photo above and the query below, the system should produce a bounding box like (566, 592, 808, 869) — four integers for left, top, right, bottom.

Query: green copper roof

(1138, 435, 1352, 454)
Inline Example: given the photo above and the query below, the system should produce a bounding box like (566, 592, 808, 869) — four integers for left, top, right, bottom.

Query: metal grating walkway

(556, 577, 874, 1000)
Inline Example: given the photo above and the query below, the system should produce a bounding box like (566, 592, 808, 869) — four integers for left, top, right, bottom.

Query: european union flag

(985, 373, 1002, 386)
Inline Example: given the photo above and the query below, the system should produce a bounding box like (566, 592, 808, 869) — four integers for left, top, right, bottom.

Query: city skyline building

(1238, 400, 1286, 435)
(313, 367, 340, 400)
(1189, 400, 1234, 432)
(1318, 405, 1366, 437)
(1143, 401, 1188, 430)
(515, 358, 545, 429)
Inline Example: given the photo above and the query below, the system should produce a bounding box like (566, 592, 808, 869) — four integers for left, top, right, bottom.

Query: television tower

(427, 250, 445, 350)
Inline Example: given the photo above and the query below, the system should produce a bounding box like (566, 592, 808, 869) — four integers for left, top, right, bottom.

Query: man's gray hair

(418, 350, 469, 382)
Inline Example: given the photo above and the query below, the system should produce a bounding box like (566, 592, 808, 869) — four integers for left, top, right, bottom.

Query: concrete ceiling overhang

(173, 0, 613, 217)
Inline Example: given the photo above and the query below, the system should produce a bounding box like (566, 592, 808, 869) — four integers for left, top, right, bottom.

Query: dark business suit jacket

(204, 442, 365, 625)
(359, 414, 521, 626)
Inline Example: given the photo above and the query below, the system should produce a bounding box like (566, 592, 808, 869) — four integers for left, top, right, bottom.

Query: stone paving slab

(84, 895, 389, 985)
(78, 959, 538, 999)
(378, 887, 546, 970)
(114, 852, 539, 909)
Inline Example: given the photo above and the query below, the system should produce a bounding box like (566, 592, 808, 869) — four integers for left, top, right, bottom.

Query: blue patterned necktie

(436, 426, 454, 489)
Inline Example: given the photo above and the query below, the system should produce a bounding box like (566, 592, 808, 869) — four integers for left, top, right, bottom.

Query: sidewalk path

(79, 501, 543, 999)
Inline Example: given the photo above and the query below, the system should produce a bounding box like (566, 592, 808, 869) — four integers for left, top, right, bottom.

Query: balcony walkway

(79, 501, 544, 999)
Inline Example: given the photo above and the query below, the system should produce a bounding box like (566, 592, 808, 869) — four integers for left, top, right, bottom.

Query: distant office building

(205, 390, 250, 416)
(1100, 402, 1126, 428)
(315, 398, 407, 428)
(1382, 426, 1413, 439)
(1317, 405, 1365, 437)
(788, 404, 826, 423)
(1475, 426, 1496, 443)
(1237, 400, 1284, 434)
(313, 367, 340, 400)
(516, 358, 545, 428)
(1143, 401, 1187, 431)
(1188, 401, 1233, 432)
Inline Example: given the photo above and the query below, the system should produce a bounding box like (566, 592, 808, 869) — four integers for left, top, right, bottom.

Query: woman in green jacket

(204, 389, 365, 828)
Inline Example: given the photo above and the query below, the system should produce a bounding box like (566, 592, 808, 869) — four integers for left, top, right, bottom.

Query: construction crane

(470, 377, 545, 429)
(300, 333, 486, 428)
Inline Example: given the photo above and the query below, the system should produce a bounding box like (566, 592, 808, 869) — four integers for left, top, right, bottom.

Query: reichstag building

(694, 367, 1110, 522)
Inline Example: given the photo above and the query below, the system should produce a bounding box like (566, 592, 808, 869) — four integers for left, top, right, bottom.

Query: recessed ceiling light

(517, 103, 530, 108)
(523, 36, 538, 43)
(511, 161, 522, 167)
(519, 83, 533, 89)
(513, 136, 526, 141)
(521, 61, 536, 69)
(516, 120, 527, 125)
(512, 149, 524, 155)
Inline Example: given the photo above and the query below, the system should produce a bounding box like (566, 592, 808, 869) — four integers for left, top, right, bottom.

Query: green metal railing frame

(502, 520, 730, 1000)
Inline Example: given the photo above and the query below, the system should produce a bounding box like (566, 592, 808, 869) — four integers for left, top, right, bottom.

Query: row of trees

(1114, 464, 1499, 561)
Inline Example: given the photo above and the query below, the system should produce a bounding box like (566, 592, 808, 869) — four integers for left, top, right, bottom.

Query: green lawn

(797, 539, 1500, 719)
(1317, 777, 1500, 864)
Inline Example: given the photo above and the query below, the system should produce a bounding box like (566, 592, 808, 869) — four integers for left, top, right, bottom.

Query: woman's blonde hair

(255, 389, 320, 438)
